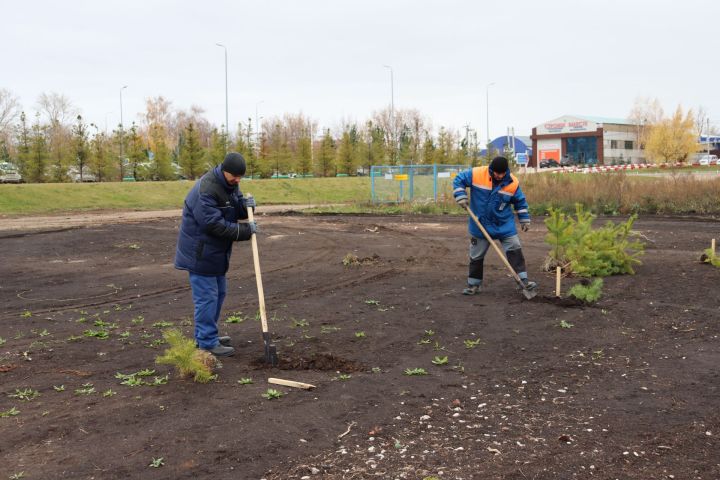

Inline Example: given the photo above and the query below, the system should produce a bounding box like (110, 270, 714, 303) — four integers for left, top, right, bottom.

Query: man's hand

(521, 222, 530, 232)
(249, 221, 259, 235)
(243, 196, 256, 209)
(456, 197, 469, 209)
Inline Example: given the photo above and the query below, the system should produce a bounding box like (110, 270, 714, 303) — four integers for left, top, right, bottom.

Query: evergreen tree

(125, 124, 144, 180)
(71, 115, 89, 181)
(206, 128, 228, 170)
(421, 135, 436, 164)
(336, 130, 355, 175)
(90, 131, 114, 181)
(179, 123, 205, 179)
(297, 135, 312, 176)
(148, 124, 173, 180)
(27, 115, 49, 182)
(316, 129, 335, 177)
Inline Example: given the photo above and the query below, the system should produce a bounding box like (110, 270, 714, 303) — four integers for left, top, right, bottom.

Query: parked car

(539, 159, 559, 168)
(0, 162, 23, 183)
(696, 154, 718, 166)
(68, 167, 97, 182)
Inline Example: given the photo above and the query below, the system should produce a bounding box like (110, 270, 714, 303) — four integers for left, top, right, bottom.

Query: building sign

(516, 152, 529, 165)
(394, 174, 408, 181)
(539, 149, 560, 161)
(536, 116, 597, 135)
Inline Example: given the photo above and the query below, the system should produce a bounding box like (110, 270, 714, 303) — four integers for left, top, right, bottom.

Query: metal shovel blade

(521, 287, 538, 300)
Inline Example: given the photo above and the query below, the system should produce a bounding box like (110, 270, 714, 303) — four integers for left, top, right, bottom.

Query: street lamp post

(119, 85, 128, 180)
(485, 82, 495, 147)
(215, 43, 229, 147)
(382, 65, 395, 163)
(255, 100, 264, 166)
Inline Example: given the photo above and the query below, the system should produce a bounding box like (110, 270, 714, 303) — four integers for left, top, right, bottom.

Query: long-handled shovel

(464, 206, 537, 300)
(246, 195, 279, 366)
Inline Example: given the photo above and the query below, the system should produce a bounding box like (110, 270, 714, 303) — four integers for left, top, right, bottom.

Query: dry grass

(520, 172, 720, 215)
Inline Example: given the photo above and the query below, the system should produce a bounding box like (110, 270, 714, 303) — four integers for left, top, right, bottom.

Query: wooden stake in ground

(556, 266, 562, 297)
(712, 238, 716, 256)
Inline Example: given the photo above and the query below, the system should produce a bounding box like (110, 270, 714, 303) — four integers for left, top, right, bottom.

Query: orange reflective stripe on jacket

(471, 166, 519, 196)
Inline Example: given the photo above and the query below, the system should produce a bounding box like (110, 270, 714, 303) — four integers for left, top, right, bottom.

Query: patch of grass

(74, 383, 96, 395)
(404, 367, 428, 376)
(8, 388, 40, 401)
(224, 313, 246, 324)
(155, 329, 217, 383)
(83, 329, 109, 339)
(152, 321, 174, 328)
(0, 177, 370, 215)
(291, 319, 309, 328)
(0, 407, 20, 418)
(131, 315, 145, 325)
(261, 388, 283, 400)
(431, 356, 449, 365)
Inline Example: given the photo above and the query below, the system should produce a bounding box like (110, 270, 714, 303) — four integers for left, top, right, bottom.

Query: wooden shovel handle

(465, 206, 524, 285)
(246, 196, 269, 335)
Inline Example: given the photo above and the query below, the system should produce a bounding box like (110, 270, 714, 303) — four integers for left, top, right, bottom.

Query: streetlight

(119, 85, 128, 180)
(104, 111, 114, 135)
(382, 65, 395, 162)
(255, 100, 264, 162)
(485, 82, 495, 146)
(215, 43, 229, 144)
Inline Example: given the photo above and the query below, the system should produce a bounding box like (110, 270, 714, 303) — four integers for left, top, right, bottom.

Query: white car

(696, 154, 718, 166)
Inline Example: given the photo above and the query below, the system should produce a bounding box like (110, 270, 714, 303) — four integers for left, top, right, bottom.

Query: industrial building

(530, 115, 646, 168)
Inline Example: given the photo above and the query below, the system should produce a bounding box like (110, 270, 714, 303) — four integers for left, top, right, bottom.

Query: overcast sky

(3, 0, 718, 140)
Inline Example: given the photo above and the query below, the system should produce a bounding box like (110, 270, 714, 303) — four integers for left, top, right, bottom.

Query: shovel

(464, 206, 537, 300)
(246, 195, 279, 366)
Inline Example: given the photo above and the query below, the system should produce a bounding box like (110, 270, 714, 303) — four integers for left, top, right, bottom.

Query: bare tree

(36, 92, 78, 126)
(0, 89, 21, 135)
(628, 96, 665, 149)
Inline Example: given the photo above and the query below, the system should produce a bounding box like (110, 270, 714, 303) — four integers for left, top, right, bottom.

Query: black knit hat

(221, 152, 246, 176)
(489, 156, 509, 173)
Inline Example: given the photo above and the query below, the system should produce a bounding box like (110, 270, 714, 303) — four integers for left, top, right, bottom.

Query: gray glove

(521, 222, 530, 232)
(456, 197, 469, 209)
(243, 196, 256, 209)
(249, 221, 259, 235)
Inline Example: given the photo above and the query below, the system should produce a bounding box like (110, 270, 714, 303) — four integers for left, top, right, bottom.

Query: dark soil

(0, 214, 719, 479)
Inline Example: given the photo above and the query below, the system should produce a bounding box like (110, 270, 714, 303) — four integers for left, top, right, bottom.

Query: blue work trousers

(189, 273, 227, 349)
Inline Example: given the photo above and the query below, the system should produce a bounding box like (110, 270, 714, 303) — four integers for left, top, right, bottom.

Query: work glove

(456, 197, 469, 209)
(520, 222, 530, 232)
(243, 196, 256, 209)
(249, 221, 259, 235)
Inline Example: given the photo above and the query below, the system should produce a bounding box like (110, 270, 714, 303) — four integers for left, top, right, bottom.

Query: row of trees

(0, 89, 484, 183)
(628, 97, 716, 163)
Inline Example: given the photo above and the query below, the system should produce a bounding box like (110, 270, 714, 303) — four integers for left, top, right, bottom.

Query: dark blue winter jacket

(174, 166, 253, 276)
(453, 166, 530, 239)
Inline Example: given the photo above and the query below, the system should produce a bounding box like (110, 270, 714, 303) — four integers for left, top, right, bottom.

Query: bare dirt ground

(0, 212, 718, 479)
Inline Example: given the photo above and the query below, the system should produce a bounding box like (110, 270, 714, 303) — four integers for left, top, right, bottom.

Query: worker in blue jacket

(175, 152, 257, 356)
(453, 156, 537, 295)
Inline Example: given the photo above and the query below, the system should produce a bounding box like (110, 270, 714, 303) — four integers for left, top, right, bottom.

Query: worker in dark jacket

(175, 152, 257, 356)
(453, 156, 537, 295)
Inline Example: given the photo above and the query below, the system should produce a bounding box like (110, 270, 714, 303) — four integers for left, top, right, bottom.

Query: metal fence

(370, 164, 470, 204)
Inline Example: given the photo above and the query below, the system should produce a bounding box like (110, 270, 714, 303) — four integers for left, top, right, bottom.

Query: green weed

(403, 368, 428, 376)
(237, 378, 253, 385)
(464, 338, 482, 349)
(262, 388, 283, 400)
(559, 320, 574, 329)
(74, 383, 96, 395)
(0, 407, 20, 418)
(148, 457, 164, 468)
(8, 388, 40, 401)
(431, 356, 449, 365)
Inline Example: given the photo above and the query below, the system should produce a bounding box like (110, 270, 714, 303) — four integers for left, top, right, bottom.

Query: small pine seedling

(568, 278, 604, 303)
(261, 388, 283, 400)
(155, 329, 217, 383)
